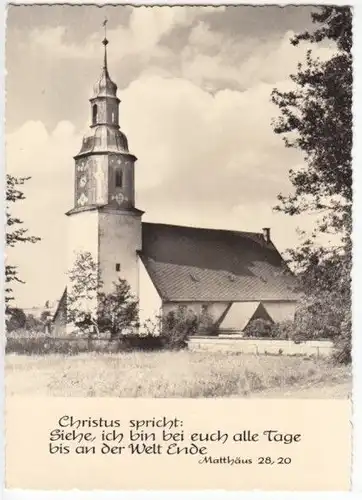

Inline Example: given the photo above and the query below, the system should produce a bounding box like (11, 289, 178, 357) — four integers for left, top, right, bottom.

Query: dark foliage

(5, 333, 165, 356)
(271, 6, 352, 361)
(66, 252, 140, 338)
(332, 309, 352, 364)
(6, 308, 27, 332)
(244, 318, 275, 338)
(198, 307, 217, 335)
(161, 306, 200, 349)
(271, 320, 295, 340)
(24, 314, 44, 333)
(271, 6, 352, 235)
(98, 279, 140, 339)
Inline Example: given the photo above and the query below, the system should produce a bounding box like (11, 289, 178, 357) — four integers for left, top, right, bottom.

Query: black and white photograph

(5, 4, 352, 399)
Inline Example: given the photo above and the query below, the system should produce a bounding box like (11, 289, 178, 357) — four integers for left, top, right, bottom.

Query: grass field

(5, 350, 351, 398)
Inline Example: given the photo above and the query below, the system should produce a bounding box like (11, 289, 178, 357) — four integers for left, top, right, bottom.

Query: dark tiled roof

(140, 222, 299, 302)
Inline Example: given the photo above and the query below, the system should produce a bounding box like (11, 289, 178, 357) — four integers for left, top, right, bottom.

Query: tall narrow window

(112, 111, 116, 123)
(115, 263, 121, 272)
(115, 168, 123, 188)
(92, 104, 98, 125)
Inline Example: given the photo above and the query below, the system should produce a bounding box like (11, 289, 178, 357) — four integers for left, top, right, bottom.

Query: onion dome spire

(92, 18, 118, 98)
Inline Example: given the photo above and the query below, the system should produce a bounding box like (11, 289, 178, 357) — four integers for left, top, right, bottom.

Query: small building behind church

(53, 34, 298, 337)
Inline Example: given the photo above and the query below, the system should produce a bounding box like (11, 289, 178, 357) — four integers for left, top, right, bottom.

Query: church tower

(66, 26, 143, 303)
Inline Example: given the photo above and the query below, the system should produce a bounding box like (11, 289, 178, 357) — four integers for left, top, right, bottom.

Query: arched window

(92, 104, 98, 125)
(115, 168, 123, 188)
(112, 111, 116, 123)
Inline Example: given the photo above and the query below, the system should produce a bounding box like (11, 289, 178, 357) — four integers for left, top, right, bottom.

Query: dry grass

(5, 350, 351, 398)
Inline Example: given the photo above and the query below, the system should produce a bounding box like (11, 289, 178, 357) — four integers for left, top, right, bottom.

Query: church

(53, 34, 299, 336)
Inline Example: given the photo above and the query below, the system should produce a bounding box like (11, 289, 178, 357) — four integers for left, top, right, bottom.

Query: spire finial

(102, 18, 109, 70)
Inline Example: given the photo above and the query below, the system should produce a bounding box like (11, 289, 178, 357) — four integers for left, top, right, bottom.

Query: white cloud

(27, 7, 224, 64)
(188, 20, 225, 48)
(181, 27, 336, 90)
(122, 75, 298, 201)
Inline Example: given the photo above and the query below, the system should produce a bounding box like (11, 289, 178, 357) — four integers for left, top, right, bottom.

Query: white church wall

(138, 258, 162, 329)
(262, 301, 297, 323)
(67, 210, 99, 270)
(98, 211, 142, 296)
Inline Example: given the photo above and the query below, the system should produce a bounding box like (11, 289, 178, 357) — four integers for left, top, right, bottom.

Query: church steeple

(62, 19, 143, 335)
(90, 20, 120, 129)
(70, 22, 140, 214)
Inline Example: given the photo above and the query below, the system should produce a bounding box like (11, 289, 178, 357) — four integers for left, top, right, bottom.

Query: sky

(5, 5, 335, 308)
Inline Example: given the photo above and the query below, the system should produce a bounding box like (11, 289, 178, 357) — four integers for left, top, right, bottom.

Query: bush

(6, 308, 27, 332)
(118, 334, 164, 351)
(271, 320, 295, 340)
(5, 332, 165, 355)
(25, 314, 45, 333)
(198, 307, 217, 335)
(161, 306, 199, 349)
(332, 309, 351, 364)
(6, 334, 87, 355)
(290, 294, 344, 341)
(244, 318, 275, 338)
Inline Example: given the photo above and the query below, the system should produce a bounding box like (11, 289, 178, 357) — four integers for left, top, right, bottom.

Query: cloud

(27, 7, 223, 64)
(122, 75, 300, 205)
(181, 27, 336, 91)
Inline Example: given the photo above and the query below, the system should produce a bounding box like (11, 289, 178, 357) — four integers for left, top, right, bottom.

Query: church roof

(140, 222, 299, 302)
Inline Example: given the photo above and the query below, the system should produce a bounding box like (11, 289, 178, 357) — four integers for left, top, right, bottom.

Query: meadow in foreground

(5, 350, 351, 398)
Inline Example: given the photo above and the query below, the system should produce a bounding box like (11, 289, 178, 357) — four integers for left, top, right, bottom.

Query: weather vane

(102, 17, 109, 48)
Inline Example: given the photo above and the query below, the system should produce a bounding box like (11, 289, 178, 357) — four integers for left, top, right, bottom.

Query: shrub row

(5, 333, 188, 356)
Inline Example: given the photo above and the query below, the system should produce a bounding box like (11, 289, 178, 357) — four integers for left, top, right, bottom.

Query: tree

(98, 279, 139, 339)
(67, 251, 100, 335)
(244, 318, 275, 339)
(40, 310, 53, 334)
(161, 306, 199, 349)
(67, 251, 139, 338)
(6, 308, 27, 332)
(6, 175, 40, 305)
(271, 7, 352, 358)
(271, 6, 352, 240)
(25, 313, 44, 333)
